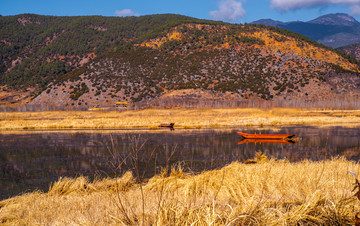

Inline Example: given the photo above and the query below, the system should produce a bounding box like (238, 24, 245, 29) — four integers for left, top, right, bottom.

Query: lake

(1, 126, 359, 200)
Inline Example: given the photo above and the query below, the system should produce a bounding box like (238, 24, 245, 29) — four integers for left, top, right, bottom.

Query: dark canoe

(159, 123, 175, 128)
(236, 132, 297, 139)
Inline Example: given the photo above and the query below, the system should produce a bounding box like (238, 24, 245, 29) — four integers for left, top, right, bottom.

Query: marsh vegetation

(0, 108, 360, 130)
(1, 155, 360, 225)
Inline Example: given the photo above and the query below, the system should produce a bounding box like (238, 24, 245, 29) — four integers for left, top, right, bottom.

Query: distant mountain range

(252, 13, 360, 48)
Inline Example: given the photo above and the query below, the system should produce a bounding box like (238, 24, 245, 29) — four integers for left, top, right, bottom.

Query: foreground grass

(1, 157, 360, 225)
(0, 108, 360, 130)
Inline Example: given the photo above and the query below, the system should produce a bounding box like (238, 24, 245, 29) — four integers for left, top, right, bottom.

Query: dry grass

(1, 157, 360, 225)
(0, 108, 360, 130)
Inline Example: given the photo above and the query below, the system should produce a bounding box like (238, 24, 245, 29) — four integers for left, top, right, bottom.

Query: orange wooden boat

(237, 139, 297, 144)
(236, 132, 297, 139)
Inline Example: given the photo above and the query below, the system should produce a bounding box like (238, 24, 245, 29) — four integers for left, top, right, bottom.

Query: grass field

(1, 155, 360, 225)
(1, 108, 360, 130)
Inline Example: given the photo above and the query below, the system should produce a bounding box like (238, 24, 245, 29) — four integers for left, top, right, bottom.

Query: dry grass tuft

(243, 151, 269, 164)
(1, 158, 360, 225)
(47, 171, 135, 195)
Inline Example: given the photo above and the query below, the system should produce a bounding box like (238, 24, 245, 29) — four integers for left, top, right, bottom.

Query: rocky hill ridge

(29, 23, 360, 109)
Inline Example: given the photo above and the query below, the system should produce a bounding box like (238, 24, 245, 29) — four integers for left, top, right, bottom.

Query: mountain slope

(29, 23, 360, 109)
(339, 43, 360, 60)
(0, 14, 222, 106)
(252, 13, 360, 48)
(1, 14, 359, 109)
(309, 13, 360, 26)
(0, 13, 209, 86)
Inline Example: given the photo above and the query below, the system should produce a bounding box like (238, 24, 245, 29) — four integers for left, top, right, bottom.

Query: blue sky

(1, 0, 360, 23)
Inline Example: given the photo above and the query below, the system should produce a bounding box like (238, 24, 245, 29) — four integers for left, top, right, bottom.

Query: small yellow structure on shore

(115, 101, 130, 108)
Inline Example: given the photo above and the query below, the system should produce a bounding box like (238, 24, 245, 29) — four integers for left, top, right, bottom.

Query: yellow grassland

(0, 108, 359, 130)
(1, 157, 360, 225)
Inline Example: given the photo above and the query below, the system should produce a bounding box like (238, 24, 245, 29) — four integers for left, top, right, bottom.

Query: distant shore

(1, 108, 360, 130)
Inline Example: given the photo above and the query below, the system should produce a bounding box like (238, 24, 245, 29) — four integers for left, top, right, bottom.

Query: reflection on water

(236, 139, 298, 144)
(0, 126, 359, 200)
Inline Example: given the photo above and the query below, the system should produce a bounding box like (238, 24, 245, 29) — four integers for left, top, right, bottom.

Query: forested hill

(1, 14, 360, 109)
(0, 14, 214, 88)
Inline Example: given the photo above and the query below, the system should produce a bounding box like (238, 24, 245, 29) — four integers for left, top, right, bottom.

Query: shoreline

(1, 108, 360, 130)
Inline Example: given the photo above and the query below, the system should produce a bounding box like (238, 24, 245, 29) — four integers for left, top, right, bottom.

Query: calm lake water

(1, 126, 360, 200)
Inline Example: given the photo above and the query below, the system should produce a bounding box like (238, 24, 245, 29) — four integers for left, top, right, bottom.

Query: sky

(1, 0, 360, 23)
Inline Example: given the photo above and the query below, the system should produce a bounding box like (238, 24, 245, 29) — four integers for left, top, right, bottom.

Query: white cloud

(209, 0, 246, 22)
(115, 9, 140, 17)
(270, 0, 360, 15)
(351, 4, 360, 15)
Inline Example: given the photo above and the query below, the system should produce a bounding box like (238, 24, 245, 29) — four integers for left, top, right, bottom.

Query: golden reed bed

(0, 108, 360, 130)
(1, 156, 360, 225)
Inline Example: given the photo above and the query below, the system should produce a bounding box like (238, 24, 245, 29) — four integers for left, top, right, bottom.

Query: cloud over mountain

(270, 0, 360, 15)
(209, 0, 246, 22)
(352, 4, 360, 15)
(115, 9, 140, 17)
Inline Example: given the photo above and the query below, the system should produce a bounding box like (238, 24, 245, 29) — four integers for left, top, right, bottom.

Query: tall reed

(1, 157, 359, 225)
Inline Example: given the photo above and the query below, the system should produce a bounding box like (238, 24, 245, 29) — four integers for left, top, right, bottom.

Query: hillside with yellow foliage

(140, 24, 358, 73)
